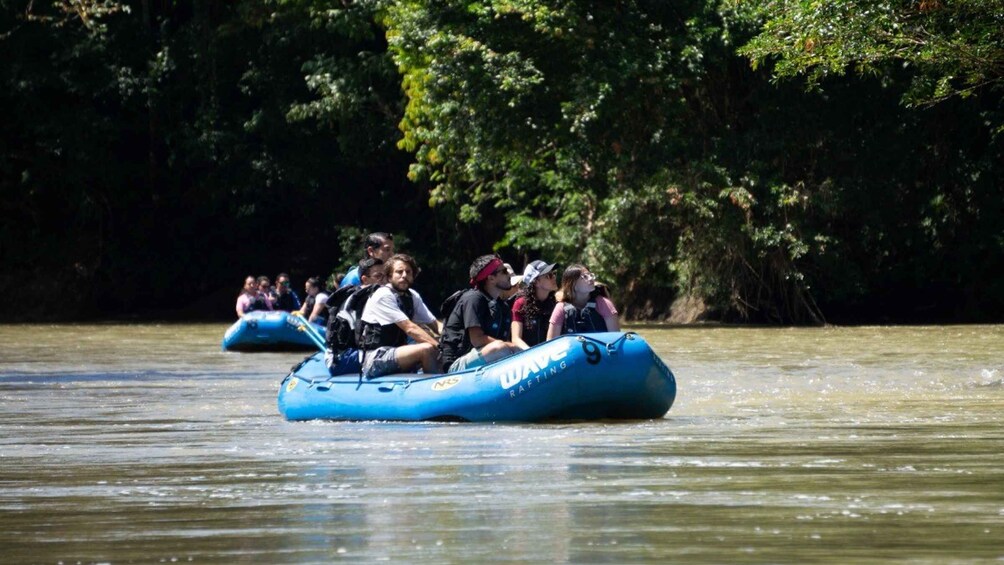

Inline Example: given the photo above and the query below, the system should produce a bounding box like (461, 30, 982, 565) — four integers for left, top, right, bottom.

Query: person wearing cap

(510, 260, 558, 349)
(546, 263, 620, 339)
(439, 255, 520, 373)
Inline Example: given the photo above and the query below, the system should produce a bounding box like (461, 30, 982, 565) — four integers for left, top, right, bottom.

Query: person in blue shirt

(339, 232, 395, 288)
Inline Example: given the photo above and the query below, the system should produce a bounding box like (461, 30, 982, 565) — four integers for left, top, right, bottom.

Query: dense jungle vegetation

(2, 0, 1002, 324)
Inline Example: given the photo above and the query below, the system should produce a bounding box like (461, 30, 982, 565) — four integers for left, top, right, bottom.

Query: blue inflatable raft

(222, 311, 326, 352)
(278, 332, 676, 422)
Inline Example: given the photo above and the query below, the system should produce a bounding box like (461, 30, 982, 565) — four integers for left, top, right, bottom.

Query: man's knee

(481, 340, 517, 363)
(482, 341, 508, 355)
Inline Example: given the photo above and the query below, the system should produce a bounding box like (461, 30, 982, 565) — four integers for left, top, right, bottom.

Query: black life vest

(519, 296, 555, 347)
(358, 289, 416, 350)
(489, 296, 512, 341)
(300, 291, 330, 326)
(324, 285, 373, 352)
(561, 291, 607, 335)
(249, 293, 270, 312)
(274, 291, 300, 312)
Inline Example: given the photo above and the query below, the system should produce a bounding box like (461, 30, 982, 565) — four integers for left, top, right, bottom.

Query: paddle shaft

(289, 312, 326, 352)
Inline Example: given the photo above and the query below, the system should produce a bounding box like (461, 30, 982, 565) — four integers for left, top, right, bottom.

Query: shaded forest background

(2, 0, 1002, 324)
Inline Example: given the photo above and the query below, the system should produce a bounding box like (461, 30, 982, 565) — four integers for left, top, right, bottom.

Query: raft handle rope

(574, 331, 637, 355)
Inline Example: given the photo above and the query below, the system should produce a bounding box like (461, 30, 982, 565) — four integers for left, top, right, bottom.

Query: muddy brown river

(1, 324, 1002, 563)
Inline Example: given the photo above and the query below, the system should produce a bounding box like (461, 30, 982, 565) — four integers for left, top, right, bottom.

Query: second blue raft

(222, 310, 326, 352)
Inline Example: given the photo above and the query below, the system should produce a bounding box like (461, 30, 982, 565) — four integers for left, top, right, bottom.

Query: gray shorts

(362, 346, 400, 378)
(448, 347, 486, 373)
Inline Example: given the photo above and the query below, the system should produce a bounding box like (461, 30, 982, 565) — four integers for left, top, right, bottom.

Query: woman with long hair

(298, 277, 330, 325)
(546, 264, 620, 340)
(510, 260, 558, 349)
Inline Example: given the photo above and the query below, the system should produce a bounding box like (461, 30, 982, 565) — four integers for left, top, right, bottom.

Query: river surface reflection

(1, 324, 1002, 563)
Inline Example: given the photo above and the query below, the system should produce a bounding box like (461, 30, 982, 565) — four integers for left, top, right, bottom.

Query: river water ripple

(1, 324, 1002, 563)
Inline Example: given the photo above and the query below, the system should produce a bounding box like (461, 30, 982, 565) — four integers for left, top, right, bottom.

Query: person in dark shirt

(439, 255, 520, 373)
(252, 275, 275, 311)
(488, 262, 518, 342)
(273, 272, 301, 312)
(510, 260, 558, 349)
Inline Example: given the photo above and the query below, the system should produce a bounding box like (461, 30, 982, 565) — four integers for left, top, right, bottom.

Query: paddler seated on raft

(339, 231, 395, 288)
(235, 275, 264, 318)
(298, 277, 329, 325)
(272, 272, 301, 312)
(510, 260, 558, 349)
(357, 254, 441, 377)
(254, 275, 276, 311)
(546, 263, 620, 339)
(324, 257, 386, 376)
(485, 262, 518, 342)
(439, 255, 520, 373)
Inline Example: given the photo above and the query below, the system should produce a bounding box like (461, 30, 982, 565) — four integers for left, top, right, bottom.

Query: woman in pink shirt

(235, 275, 257, 318)
(546, 264, 620, 340)
(236, 275, 275, 318)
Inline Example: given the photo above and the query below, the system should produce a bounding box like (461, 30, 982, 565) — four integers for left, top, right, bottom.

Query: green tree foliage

(1, 0, 1001, 323)
(0, 0, 419, 319)
(385, 0, 1003, 323)
(738, 0, 1004, 111)
(384, 1, 833, 321)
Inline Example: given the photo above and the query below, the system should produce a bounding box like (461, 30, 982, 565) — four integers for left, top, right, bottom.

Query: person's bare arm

(396, 319, 439, 346)
(603, 314, 620, 332)
(511, 321, 530, 350)
(307, 297, 327, 323)
(467, 325, 496, 348)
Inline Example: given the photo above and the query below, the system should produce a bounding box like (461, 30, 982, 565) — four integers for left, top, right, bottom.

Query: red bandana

(470, 257, 503, 287)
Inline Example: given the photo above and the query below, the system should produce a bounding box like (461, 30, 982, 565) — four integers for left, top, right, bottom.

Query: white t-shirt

(361, 286, 436, 326)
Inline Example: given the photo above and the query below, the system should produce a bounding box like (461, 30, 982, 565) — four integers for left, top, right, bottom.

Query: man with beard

(439, 254, 520, 373)
(357, 254, 441, 378)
